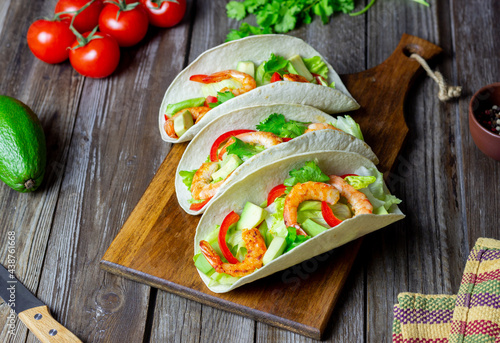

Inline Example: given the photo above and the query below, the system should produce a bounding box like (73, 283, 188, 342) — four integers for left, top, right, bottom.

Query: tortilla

(175, 103, 378, 215)
(159, 35, 360, 143)
(194, 150, 404, 293)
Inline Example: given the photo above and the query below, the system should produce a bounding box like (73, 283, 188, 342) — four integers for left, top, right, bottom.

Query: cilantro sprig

(209, 91, 236, 108)
(226, 0, 430, 41)
(226, 137, 266, 161)
(256, 113, 309, 138)
(283, 160, 330, 187)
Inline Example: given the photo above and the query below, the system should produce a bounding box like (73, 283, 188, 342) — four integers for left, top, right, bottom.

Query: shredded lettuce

(179, 169, 197, 191)
(256, 113, 309, 138)
(355, 167, 402, 212)
(284, 160, 329, 187)
(331, 115, 364, 141)
(302, 56, 329, 79)
(267, 196, 288, 238)
(344, 176, 376, 189)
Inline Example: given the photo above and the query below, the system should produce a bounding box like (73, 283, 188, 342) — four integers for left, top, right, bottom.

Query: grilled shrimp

(283, 74, 310, 83)
(218, 131, 283, 159)
(328, 175, 373, 215)
(304, 123, 341, 134)
(191, 162, 225, 200)
(199, 228, 267, 277)
(164, 106, 211, 138)
(283, 181, 340, 232)
(192, 70, 256, 96)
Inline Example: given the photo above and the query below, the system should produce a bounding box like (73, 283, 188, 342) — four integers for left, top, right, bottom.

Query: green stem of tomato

(68, 0, 102, 48)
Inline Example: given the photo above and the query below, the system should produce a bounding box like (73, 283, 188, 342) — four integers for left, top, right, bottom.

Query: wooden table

(1, 0, 499, 342)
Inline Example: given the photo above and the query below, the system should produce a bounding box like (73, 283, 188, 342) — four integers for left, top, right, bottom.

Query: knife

(0, 264, 82, 342)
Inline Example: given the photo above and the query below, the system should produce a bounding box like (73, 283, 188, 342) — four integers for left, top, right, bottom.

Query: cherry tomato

(141, 0, 186, 28)
(69, 32, 120, 78)
(55, 0, 104, 33)
(98, 1, 149, 47)
(27, 20, 76, 64)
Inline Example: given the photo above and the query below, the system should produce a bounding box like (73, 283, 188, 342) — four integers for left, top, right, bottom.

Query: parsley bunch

(226, 0, 430, 41)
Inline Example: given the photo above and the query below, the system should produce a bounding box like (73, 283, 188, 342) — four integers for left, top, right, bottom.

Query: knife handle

(18, 305, 82, 343)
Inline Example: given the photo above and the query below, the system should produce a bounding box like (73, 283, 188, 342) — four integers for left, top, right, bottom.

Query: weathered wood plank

(452, 0, 500, 246)
(364, 0, 467, 341)
(0, 0, 86, 342)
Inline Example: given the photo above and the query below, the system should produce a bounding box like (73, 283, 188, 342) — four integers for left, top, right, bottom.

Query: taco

(176, 103, 378, 215)
(159, 35, 360, 143)
(193, 151, 404, 293)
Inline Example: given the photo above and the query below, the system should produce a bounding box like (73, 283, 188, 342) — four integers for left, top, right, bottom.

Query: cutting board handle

(18, 305, 82, 343)
(341, 34, 443, 173)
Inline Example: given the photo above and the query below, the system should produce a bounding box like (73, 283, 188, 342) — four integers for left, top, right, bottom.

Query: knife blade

(0, 264, 82, 342)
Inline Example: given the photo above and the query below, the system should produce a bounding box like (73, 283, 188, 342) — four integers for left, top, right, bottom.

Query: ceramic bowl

(468, 83, 500, 161)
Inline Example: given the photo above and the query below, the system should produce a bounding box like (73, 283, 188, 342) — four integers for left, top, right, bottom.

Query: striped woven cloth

(393, 238, 500, 342)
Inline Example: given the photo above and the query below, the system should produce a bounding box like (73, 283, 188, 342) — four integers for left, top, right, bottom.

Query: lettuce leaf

(303, 56, 329, 79)
(256, 113, 309, 138)
(344, 176, 376, 189)
(284, 160, 329, 187)
(355, 167, 402, 212)
(179, 169, 197, 191)
(331, 115, 364, 141)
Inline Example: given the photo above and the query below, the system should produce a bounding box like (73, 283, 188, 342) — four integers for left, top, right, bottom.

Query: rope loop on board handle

(410, 53, 462, 102)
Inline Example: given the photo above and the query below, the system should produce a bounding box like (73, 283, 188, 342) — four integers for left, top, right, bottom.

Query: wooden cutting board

(100, 34, 442, 340)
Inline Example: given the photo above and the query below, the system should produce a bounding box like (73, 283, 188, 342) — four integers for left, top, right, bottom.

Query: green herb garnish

(284, 160, 329, 187)
(226, 137, 266, 161)
(256, 113, 309, 138)
(226, 0, 430, 41)
(209, 91, 236, 108)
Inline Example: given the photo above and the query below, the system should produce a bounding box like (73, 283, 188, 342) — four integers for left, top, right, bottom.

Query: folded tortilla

(176, 103, 378, 215)
(194, 150, 404, 293)
(159, 35, 360, 143)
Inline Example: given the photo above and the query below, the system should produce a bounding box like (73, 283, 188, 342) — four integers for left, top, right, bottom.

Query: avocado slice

(193, 253, 215, 276)
(236, 202, 268, 231)
(211, 154, 242, 182)
(236, 61, 255, 79)
(301, 219, 328, 237)
(173, 110, 194, 138)
(262, 236, 287, 265)
(287, 55, 314, 81)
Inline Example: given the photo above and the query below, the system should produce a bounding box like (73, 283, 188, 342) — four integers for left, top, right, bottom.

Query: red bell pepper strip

(218, 211, 240, 264)
(164, 114, 169, 121)
(321, 201, 342, 227)
(270, 72, 282, 83)
(189, 74, 209, 83)
(189, 197, 213, 211)
(209, 129, 255, 162)
(267, 184, 287, 205)
(340, 173, 358, 179)
(204, 95, 218, 107)
(282, 137, 293, 142)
